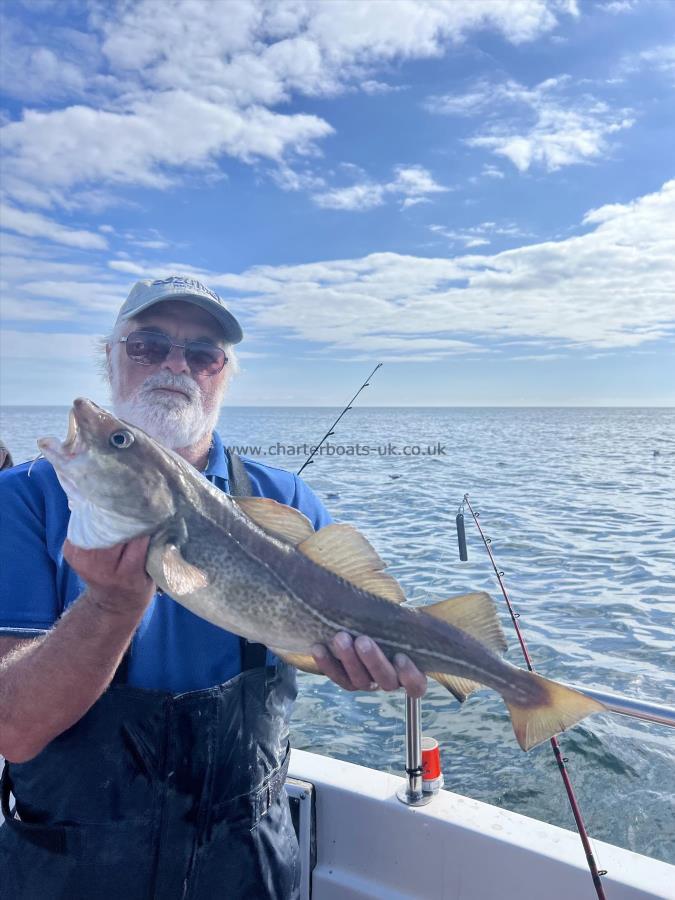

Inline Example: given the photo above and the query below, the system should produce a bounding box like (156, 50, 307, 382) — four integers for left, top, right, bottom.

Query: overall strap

(112, 650, 130, 686)
(239, 638, 268, 671)
(227, 450, 267, 672)
(226, 450, 253, 497)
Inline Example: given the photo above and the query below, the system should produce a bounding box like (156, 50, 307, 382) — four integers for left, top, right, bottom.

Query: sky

(0, 0, 674, 407)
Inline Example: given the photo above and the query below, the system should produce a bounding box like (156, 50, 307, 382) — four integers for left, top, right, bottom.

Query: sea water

(1, 405, 674, 865)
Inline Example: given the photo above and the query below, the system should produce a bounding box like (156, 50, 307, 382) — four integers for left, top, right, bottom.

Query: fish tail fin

(505, 671, 606, 751)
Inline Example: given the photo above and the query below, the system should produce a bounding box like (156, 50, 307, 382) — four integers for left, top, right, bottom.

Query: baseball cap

(116, 276, 243, 344)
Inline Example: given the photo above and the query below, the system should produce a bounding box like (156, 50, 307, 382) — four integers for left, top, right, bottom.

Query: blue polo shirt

(0, 431, 331, 692)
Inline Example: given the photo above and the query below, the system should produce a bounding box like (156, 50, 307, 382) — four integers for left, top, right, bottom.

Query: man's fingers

(63, 539, 124, 570)
(329, 633, 376, 691)
(119, 535, 152, 569)
(394, 653, 427, 699)
(354, 636, 399, 691)
(311, 644, 356, 691)
(312, 636, 428, 697)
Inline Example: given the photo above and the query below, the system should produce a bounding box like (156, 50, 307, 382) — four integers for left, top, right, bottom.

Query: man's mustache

(138, 372, 200, 402)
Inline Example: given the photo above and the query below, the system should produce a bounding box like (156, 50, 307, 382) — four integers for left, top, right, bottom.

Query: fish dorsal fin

(298, 523, 406, 604)
(161, 544, 209, 596)
(235, 497, 315, 545)
(423, 592, 508, 655)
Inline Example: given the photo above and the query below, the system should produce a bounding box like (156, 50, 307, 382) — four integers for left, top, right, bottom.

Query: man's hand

(63, 535, 156, 616)
(311, 633, 427, 698)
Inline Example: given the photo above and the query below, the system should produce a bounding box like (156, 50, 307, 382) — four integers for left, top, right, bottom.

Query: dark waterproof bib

(0, 453, 301, 900)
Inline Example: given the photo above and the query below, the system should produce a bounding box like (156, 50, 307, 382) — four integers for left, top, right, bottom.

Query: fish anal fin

(162, 544, 209, 596)
(429, 672, 482, 702)
(506, 672, 606, 751)
(235, 497, 315, 545)
(298, 524, 406, 604)
(423, 592, 507, 655)
(270, 649, 323, 676)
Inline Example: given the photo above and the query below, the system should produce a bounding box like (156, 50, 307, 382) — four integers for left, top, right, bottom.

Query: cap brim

(120, 293, 243, 344)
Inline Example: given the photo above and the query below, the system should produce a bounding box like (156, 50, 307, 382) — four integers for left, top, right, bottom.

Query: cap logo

(150, 276, 221, 304)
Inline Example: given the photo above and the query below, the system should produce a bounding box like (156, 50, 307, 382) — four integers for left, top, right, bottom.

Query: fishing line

(27, 453, 44, 477)
(459, 493, 608, 900)
(297, 363, 382, 476)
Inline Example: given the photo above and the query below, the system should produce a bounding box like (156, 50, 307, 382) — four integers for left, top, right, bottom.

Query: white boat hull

(289, 749, 674, 900)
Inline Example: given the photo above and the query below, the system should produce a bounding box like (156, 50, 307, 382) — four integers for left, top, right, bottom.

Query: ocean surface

(1, 405, 674, 866)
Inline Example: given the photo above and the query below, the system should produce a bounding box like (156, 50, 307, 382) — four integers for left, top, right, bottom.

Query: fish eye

(109, 430, 134, 449)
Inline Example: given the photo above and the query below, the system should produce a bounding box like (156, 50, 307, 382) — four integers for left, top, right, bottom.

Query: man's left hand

(311, 633, 427, 698)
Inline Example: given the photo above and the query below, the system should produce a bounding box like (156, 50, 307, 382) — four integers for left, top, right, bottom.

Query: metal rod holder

(397, 695, 432, 806)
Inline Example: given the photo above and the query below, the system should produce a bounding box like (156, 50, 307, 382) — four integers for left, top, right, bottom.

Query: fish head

(38, 398, 177, 549)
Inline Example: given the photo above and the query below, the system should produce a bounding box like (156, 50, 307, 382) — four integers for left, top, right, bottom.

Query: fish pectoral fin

(423, 592, 508, 655)
(161, 544, 209, 596)
(234, 497, 316, 545)
(429, 672, 483, 702)
(506, 673, 606, 751)
(298, 524, 406, 604)
(269, 649, 323, 676)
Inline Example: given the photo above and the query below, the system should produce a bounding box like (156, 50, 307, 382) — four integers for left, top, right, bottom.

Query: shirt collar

(204, 430, 229, 485)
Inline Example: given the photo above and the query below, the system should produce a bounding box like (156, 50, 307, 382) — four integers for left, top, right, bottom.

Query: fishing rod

(457, 494, 608, 900)
(297, 363, 383, 476)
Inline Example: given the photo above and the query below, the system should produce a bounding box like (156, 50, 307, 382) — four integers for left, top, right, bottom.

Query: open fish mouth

(38, 408, 86, 462)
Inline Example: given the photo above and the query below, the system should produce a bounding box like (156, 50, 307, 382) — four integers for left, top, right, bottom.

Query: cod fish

(38, 399, 605, 751)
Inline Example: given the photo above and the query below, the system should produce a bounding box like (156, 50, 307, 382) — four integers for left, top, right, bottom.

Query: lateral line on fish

(210, 504, 516, 683)
(265, 557, 512, 681)
(181, 500, 469, 669)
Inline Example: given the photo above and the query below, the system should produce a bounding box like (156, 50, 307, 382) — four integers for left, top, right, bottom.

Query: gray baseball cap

(116, 276, 243, 344)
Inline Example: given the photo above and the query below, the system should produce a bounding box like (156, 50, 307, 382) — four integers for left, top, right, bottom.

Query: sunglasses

(119, 330, 227, 376)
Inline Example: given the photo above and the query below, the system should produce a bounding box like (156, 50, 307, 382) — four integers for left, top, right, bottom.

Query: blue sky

(1, 0, 674, 406)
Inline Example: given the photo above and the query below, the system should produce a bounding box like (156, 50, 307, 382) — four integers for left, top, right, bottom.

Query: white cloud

(0, 16, 96, 103)
(0, 329, 99, 361)
(481, 164, 505, 179)
(0, 203, 108, 249)
(598, 1, 637, 13)
(219, 179, 675, 356)
(428, 76, 634, 172)
(3, 183, 673, 361)
(14, 279, 126, 315)
(313, 165, 448, 211)
(2, 95, 333, 199)
(1, 0, 574, 206)
(314, 182, 387, 211)
(424, 80, 496, 115)
(107, 260, 149, 276)
(511, 353, 567, 361)
(360, 80, 402, 95)
(430, 221, 528, 248)
(0, 297, 75, 322)
(635, 43, 675, 78)
(136, 240, 170, 250)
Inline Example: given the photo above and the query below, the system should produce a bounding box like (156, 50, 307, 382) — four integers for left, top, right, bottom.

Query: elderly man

(0, 276, 426, 899)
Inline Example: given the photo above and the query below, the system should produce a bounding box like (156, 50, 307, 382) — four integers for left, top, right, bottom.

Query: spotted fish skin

(38, 398, 605, 751)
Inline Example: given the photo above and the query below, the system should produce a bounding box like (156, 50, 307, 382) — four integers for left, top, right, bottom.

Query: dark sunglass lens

(185, 343, 226, 375)
(126, 331, 171, 365)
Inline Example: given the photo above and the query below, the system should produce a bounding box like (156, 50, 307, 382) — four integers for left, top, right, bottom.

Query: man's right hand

(63, 535, 156, 616)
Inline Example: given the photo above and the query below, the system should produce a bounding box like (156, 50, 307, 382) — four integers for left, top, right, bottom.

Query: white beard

(111, 371, 220, 450)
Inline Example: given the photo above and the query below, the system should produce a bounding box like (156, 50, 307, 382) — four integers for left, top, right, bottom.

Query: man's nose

(161, 344, 190, 375)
